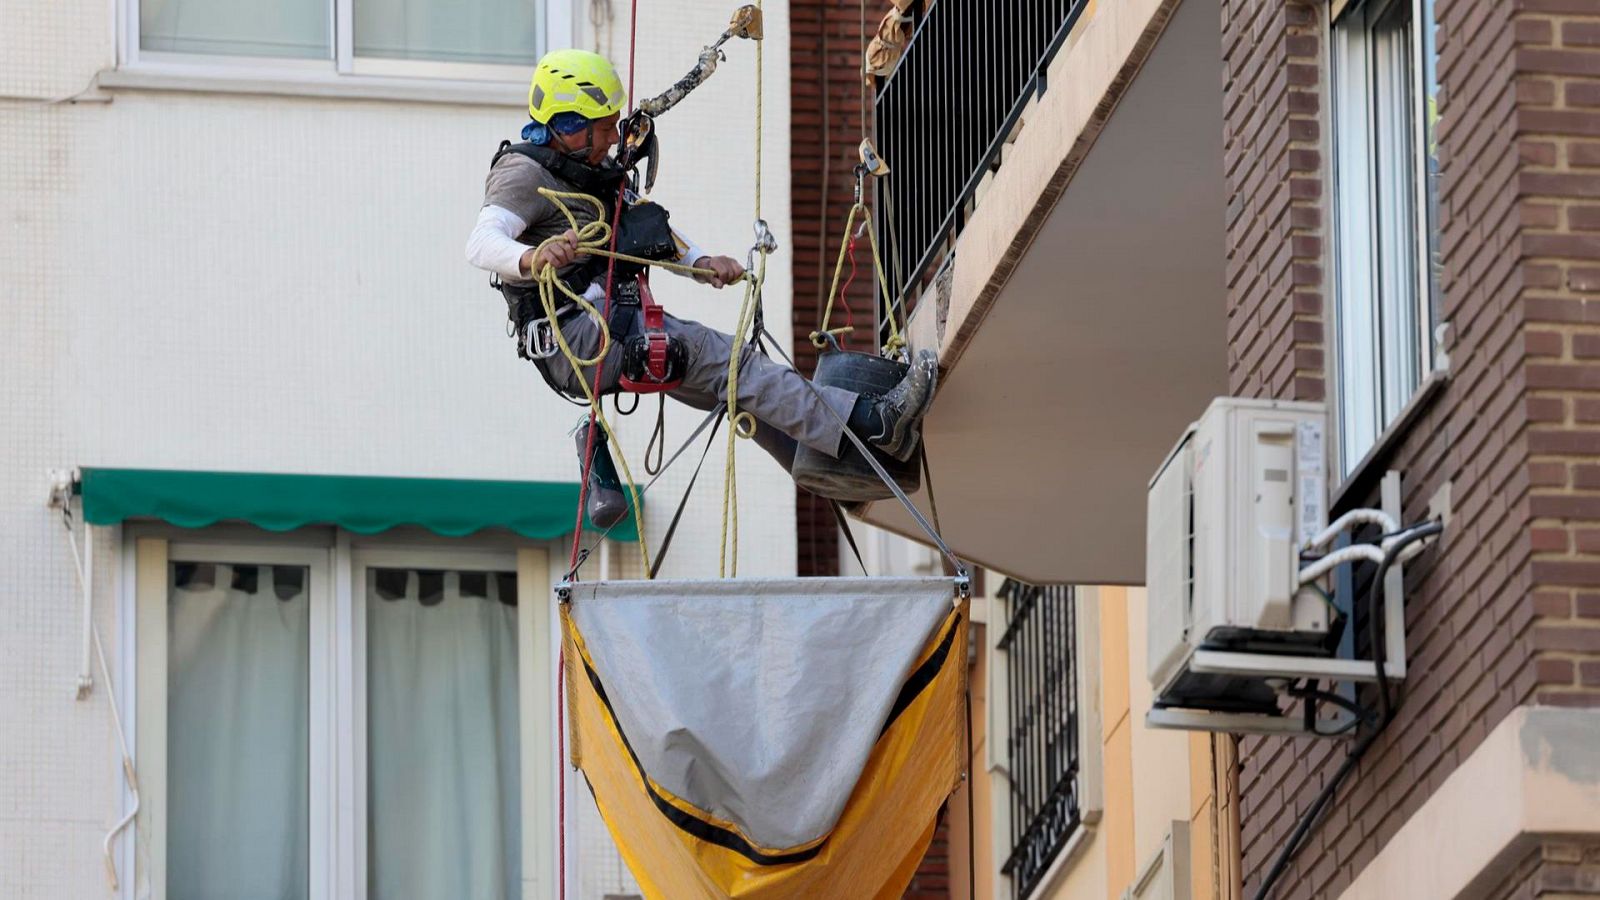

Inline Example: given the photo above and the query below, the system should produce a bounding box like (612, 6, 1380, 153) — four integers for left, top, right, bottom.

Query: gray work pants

(540, 310, 857, 472)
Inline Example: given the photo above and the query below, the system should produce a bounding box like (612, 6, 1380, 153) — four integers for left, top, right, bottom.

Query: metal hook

(747, 219, 779, 271)
(753, 219, 778, 255)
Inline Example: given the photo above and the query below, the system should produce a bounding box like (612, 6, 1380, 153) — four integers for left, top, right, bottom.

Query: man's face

(554, 113, 621, 164)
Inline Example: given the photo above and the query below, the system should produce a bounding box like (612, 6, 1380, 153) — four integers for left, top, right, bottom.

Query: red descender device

(618, 276, 687, 393)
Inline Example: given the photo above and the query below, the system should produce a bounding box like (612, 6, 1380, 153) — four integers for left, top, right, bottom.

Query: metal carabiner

(747, 219, 779, 271)
(525, 317, 560, 360)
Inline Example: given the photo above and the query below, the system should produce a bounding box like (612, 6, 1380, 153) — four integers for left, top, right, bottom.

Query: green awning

(78, 467, 638, 542)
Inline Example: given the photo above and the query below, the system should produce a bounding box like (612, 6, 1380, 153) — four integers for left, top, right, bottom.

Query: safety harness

(489, 140, 687, 394)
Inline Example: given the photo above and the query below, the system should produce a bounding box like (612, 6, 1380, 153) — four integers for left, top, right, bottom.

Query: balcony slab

(858, 0, 1227, 584)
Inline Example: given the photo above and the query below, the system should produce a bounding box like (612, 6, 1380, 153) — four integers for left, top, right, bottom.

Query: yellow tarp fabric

(562, 604, 967, 900)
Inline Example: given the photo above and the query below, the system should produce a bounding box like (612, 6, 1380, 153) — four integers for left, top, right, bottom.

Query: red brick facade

(1489, 841, 1600, 899)
(788, 0, 887, 577)
(1222, 0, 1328, 405)
(1228, 0, 1600, 896)
(903, 817, 953, 899)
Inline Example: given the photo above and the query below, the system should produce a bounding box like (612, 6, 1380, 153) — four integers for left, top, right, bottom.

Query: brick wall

(1224, 0, 1600, 897)
(1516, 0, 1600, 710)
(789, 0, 896, 577)
(1221, 0, 1327, 403)
(1489, 841, 1600, 899)
(903, 816, 952, 899)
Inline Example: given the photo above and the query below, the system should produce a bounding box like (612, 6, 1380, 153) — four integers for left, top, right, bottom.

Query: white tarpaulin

(564, 575, 958, 851)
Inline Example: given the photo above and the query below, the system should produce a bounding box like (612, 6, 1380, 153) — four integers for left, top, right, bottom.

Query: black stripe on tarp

(880, 613, 961, 738)
(579, 654, 825, 866)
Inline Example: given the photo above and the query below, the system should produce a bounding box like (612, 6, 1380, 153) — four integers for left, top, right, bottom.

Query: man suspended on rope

(465, 49, 937, 478)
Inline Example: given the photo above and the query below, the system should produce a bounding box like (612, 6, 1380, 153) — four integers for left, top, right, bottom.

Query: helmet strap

(555, 121, 598, 165)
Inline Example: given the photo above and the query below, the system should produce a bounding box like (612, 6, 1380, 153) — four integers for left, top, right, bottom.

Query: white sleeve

(670, 227, 709, 275)
(465, 205, 533, 281)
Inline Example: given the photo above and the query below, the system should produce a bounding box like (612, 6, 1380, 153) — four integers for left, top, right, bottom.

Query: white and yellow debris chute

(560, 576, 967, 899)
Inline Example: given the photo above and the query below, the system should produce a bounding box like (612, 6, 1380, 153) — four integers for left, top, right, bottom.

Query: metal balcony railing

(874, 0, 1090, 313)
(996, 580, 1080, 900)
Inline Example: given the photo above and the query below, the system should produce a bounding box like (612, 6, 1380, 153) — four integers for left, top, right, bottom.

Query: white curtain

(354, 0, 538, 64)
(141, 0, 330, 58)
(367, 569, 521, 900)
(168, 563, 310, 900)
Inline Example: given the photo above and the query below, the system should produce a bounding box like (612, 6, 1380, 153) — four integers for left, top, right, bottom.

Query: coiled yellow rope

(533, 187, 740, 574)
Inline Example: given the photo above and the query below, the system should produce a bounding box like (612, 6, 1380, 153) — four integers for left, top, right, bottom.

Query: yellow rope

(718, 0, 766, 578)
(810, 201, 904, 355)
(531, 186, 731, 575)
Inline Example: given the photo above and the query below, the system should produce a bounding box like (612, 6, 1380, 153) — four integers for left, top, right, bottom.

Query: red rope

(561, 15, 641, 898)
(837, 233, 860, 347)
(557, 655, 567, 893)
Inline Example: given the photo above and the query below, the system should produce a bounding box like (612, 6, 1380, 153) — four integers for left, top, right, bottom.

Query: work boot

(575, 418, 630, 529)
(867, 349, 938, 462)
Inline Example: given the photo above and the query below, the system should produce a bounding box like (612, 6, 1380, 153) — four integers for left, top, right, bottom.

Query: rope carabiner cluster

(811, 197, 904, 356)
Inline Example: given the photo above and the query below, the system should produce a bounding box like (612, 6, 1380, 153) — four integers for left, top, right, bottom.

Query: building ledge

(97, 65, 523, 107)
(855, 0, 1226, 584)
(1331, 368, 1449, 512)
(1338, 706, 1600, 900)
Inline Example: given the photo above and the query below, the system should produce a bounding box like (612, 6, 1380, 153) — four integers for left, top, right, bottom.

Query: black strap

(531, 357, 592, 407)
(644, 395, 667, 475)
(829, 499, 868, 576)
(647, 410, 725, 580)
(492, 140, 625, 199)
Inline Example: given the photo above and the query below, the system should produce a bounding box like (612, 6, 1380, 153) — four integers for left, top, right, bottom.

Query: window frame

(1328, 0, 1441, 479)
(985, 582, 1104, 900)
(347, 543, 522, 899)
(115, 0, 573, 91)
(122, 526, 568, 900)
(132, 539, 336, 900)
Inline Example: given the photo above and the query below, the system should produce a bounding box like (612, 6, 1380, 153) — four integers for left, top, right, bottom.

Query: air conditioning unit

(1147, 398, 1329, 715)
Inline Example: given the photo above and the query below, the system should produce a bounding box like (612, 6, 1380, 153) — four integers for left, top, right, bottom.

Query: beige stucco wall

(985, 585, 1229, 900)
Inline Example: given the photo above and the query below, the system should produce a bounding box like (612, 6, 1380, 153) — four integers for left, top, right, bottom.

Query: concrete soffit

(1338, 707, 1600, 900)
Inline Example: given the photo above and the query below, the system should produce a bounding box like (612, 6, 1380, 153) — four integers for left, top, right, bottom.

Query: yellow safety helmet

(528, 49, 627, 124)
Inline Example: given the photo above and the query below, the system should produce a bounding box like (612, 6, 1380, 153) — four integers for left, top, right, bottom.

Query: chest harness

(490, 141, 689, 396)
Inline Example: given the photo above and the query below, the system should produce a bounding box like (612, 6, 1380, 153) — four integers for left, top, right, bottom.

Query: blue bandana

(523, 112, 592, 145)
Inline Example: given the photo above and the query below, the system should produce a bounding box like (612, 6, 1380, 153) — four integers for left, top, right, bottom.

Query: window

(131, 535, 573, 899)
(1330, 0, 1441, 476)
(127, 0, 549, 80)
(165, 557, 318, 898)
(995, 581, 1082, 900)
(359, 558, 522, 898)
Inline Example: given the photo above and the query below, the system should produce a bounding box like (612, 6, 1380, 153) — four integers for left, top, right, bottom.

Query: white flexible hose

(66, 517, 94, 698)
(93, 621, 139, 892)
(1301, 508, 1399, 552)
(1297, 544, 1386, 585)
(1298, 520, 1441, 586)
(63, 513, 140, 892)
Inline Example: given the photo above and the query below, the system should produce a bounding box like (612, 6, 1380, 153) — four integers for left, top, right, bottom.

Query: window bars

(997, 580, 1081, 900)
(873, 0, 1089, 312)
